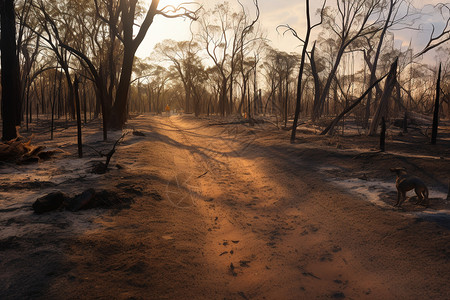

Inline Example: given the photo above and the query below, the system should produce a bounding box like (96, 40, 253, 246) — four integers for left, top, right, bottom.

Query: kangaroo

(390, 167, 429, 207)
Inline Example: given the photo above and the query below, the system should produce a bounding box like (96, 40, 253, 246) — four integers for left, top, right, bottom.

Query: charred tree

(364, 0, 401, 127)
(286, 0, 325, 142)
(431, 64, 441, 145)
(368, 59, 398, 136)
(320, 71, 390, 135)
(1, 0, 20, 140)
(109, 1, 197, 129)
(74, 77, 83, 158)
(91, 133, 127, 174)
(403, 111, 408, 133)
(380, 117, 386, 152)
(290, 0, 311, 142)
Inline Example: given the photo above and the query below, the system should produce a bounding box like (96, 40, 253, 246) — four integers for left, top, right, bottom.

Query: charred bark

(368, 59, 398, 136)
(1, 0, 20, 141)
(380, 117, 386, 152)
(431, 63, 441, 145)
(74, 77, 83, 158)
(321, 71, 390, 135)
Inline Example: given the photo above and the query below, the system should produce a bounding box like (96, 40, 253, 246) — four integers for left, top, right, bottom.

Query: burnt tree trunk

(403, 111, 408, 133)
(74, 77, 83, 158)
(368, 59, 398, 136)
(110, 47, 135, 129)
(431, 63, 441, 145)
(291, 0, 313, 142)
(380, 117, 386, 152)
(320, 71, 389, 135)
(109, 0, 160, 129)
(284, 79, 288, 128)
(1, 0, 20, 140)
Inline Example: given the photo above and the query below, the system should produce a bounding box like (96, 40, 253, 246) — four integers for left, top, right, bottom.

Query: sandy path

(1, 114, 448, 299)
(146, 115, 449, 299)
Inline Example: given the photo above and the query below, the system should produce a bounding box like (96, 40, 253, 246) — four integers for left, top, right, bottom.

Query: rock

(33, 192, 67, 214)
(35, 189, 134, 213)
(91, 162, 108, 174)
(67, 189, 96, 212)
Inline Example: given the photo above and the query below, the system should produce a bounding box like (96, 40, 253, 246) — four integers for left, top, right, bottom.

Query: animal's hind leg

(395, 190, 401, 206)
(415, 188, 424, 205)
(418, 189, 429, 207)
(397, 191, 406, 207)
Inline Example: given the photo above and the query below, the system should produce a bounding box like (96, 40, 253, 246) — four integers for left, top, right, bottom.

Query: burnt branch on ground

(91, 132, 128, 174)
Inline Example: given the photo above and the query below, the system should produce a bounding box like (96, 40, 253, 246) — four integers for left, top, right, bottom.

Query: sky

(137, 0, 449, 63)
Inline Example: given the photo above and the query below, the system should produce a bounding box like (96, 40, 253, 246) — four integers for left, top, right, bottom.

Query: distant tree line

(1, 0, 449, 141)
(0, 0, 196, 140)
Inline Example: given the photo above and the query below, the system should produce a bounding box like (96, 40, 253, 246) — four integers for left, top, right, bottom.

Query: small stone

(33, 192, 67, 214)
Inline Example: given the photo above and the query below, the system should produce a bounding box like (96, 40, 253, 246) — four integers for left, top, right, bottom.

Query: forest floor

(0, 113, 449, 300)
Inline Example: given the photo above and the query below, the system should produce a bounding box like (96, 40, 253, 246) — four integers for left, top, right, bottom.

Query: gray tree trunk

(368, 59, 398, 136)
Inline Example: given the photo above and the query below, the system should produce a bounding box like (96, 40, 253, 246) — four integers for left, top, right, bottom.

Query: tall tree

(281, 0, 325, 142)
(363, 0, 412, 127)
(33, 0, 197, 136)
(368, 58, 398, 135)
(198, 1, 260, 116)
(154, 39, 204, 114)
(1, 0, 21, 140)
(109, 0, 197, 129)
(431, 63, 441, 145)
(313, 0, 383, 120)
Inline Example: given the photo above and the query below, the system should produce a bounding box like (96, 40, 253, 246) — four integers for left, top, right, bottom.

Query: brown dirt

(1, 114, 449, 299)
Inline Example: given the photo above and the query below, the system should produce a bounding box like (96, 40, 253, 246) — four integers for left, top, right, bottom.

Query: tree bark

(60, 43, 110, 140)
(368, 59, 398, 136)
(110, 46, 135, 129)
(431, 63, 441, 145)
(380, 117, 386, 152)
(1, 0, 20, 141)
(365, 0, 395, 128)
(74, 77, 83, 158)
(109, 0, 160, 129)
(291, 0, 312, 143)
(320, 71, 389, 135)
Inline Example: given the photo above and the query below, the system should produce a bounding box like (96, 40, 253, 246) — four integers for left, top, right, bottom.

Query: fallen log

(33, 192, 68, 214)
(32, 189, 134, 213)
(0, 136, 58, 164)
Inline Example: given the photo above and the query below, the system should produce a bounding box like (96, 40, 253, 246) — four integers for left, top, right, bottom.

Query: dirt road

(1, 114, 449, 299)
(145, 115, 450, 299)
